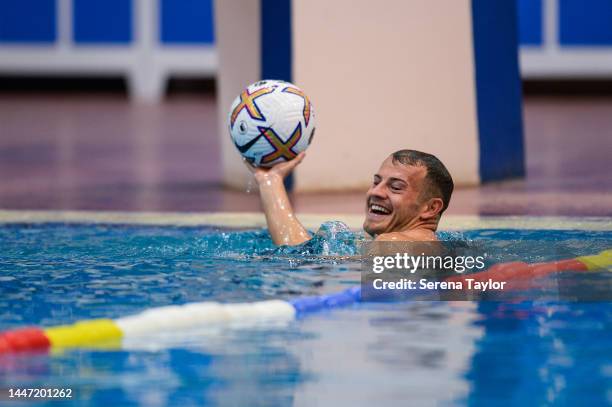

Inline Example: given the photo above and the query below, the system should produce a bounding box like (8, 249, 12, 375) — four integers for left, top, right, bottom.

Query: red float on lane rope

(0, 327, 50, 354)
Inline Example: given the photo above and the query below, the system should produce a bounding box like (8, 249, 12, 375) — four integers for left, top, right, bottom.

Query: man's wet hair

(391, 149, 454, 214)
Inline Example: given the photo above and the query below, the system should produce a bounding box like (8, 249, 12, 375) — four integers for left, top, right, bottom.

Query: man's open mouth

(369, 203, 391, 215)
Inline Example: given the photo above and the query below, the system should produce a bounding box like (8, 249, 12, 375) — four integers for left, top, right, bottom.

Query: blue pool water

(0, 223, 610, 406)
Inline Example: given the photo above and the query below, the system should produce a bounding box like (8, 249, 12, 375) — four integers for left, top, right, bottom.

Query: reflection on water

(291, 302, 483, 406)
(468, 301, 611, 406)
(0, 224, 610, 405)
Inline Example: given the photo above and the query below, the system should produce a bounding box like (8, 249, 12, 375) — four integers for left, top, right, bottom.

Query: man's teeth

(371, 204, 390, 214)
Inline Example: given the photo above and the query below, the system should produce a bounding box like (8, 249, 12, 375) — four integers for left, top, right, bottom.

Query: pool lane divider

(446, 250, 611, 286)
(0, 250, 610, 354)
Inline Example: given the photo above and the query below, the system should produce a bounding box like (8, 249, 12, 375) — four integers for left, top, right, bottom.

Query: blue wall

(472, 0, 525, 182)
(260, 0, 292, 81)
(516, 0, 612, 46)
(160, 0, 214, 44)
(3, 1, 612, 48)
(559, 0, 612, 45)
(0, 0, 215, 45)
(517, 0, 542, 45)
(73, 0, 132, 44)
(0, 0, 56, 43)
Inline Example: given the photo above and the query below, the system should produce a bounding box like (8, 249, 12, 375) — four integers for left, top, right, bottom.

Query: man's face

(363, 156, 428, 236)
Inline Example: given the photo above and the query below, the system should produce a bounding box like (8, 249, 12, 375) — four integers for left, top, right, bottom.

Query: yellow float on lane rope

(576, 249, 612, 271)
(44, 319, 123, 348)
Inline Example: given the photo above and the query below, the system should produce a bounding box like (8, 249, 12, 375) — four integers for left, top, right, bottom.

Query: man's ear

(420, 197, 444, 220)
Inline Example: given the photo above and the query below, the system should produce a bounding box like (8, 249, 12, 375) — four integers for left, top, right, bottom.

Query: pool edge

(0, 209, 610, 231)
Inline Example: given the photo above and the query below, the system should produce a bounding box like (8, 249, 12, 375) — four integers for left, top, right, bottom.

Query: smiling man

(245, 149, 454, 245)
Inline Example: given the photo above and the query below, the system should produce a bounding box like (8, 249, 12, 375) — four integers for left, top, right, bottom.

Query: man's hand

(244, 152, 306, 184)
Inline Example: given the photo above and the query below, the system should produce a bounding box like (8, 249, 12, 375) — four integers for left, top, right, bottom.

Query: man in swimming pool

(245, 149, 454, 246)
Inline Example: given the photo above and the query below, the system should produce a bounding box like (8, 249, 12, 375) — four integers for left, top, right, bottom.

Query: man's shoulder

(375, 230, 438, 242)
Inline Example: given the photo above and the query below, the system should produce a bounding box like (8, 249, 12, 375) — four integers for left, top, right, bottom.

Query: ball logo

(238, 121, 248, 134)
(233, 131, 263, 154)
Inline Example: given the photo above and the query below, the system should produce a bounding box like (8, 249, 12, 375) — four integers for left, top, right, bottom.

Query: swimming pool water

(0, 223, 610, 406)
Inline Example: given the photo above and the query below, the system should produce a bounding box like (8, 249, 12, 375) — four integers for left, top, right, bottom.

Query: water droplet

(245, 177, 256, 194)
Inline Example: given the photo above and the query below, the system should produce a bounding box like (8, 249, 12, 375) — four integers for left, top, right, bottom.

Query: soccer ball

(228, 79, 316, 167)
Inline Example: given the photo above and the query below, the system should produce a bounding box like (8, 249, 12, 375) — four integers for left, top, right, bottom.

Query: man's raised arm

(245, 152, 311, 246)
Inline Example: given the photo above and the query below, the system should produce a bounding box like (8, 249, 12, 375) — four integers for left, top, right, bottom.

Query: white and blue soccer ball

(228, 79, 316, 167)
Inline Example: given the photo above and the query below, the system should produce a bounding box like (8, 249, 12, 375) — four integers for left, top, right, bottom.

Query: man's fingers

(283, 152, 306, 171)
(295, 151, 306, 164)
(244, 152, 306, 177)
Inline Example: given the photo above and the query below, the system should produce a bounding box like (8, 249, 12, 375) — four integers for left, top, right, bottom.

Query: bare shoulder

(375, 230, 438, 242)
(375, 232, 409, 242)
